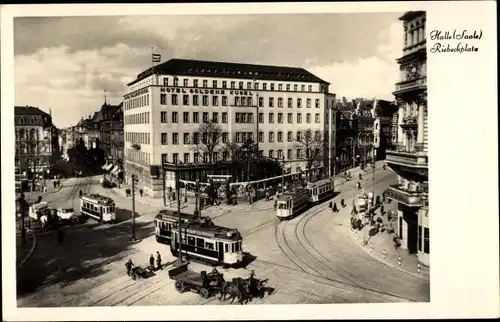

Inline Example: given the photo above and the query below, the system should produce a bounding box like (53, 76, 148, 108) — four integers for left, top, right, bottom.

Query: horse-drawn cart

(129, 266, 149, 280)
(168, 262, 223, 299)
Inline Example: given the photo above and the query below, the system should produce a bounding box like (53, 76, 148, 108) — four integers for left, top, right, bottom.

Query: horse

(220, 278, 250, 304)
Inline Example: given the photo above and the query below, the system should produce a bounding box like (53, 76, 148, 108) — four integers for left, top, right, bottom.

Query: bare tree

(295, 130, 325, 181)
(221, 142, 241, 162)
(192, 120, 222, 163)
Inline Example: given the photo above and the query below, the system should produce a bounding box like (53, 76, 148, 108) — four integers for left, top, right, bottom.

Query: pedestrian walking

(357, 181, 361, 190)
(380, 204, 385, 214)
(53, 181, 57, 189)
(156, 251, 162, 270)
(149, 254, 155, 271)
(329, 201, 332, 209)
(341, 198, 345, 208)
(333, 202, 338, 212)
(79, 189, 83, 197)
(139, 189, 144, 197)
(359, 173, 363, 180)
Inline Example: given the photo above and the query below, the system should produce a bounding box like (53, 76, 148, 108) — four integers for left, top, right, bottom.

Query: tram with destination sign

(276, 189, 309, 220)
(170, 217, 243, 267)
(80, 193, 116, 223)
(306, 178, 334, 204)
(154, 209, 214, 245)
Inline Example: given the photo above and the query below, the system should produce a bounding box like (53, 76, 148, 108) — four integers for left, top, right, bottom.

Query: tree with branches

(192, 120, 222, 163)
(295, 129, 325, 181)
(221, 141, 241, 162)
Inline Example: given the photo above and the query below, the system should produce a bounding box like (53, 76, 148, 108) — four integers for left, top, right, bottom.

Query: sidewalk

(110, 163, 374, 212)
(346, 199, 430, 280)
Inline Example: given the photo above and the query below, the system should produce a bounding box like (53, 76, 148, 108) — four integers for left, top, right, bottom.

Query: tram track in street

(272, 170, 418, 302)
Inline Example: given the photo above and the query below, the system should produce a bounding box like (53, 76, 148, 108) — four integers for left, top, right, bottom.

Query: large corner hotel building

(123, 59, 336, 198)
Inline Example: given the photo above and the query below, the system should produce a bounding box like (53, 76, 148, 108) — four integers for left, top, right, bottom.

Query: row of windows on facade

(124, 92, 324, 111)
(15, 116, 50, 125)
(163, 78, 317, 92)
(154, 130, 322, 146)
(405, 23, 426, 48)
(159, 94, 322, 109)
(15, 129, 49, 141)
(126, 148, 151, 165)
(125, 112, 150, 125)
(16, 144, 51, 155)
(155, 111, 322, 125)
(157, 147, 306, 165)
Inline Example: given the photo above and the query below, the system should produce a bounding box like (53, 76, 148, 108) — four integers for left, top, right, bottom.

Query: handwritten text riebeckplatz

(429, 29, 482, 54)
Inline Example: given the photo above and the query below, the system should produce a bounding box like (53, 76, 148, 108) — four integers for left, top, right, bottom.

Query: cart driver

(125, 259, 134, 275)
(208, 268, 220, 286)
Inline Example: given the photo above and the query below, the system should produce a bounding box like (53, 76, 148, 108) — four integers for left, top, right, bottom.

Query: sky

(14, 13, 404, 128)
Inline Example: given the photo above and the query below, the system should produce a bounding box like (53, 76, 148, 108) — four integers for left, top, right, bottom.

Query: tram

(306, 178, 334, 204)
(79, 193, 116, 223)
(170, 217, 243, 267)
(276, 189, 309, 220)
(154, 209, 214, 245)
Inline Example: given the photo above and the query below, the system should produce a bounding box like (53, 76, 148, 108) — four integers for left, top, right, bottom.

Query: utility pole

(195, 173, 200, 219)
(131, 174, 136, 241)
(281, 156, 285, 193)
(176, 171, 183, 265)
(162, 165, 166, 206)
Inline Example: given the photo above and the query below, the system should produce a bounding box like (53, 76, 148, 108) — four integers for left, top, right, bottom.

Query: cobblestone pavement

(17, 163, 429, 306)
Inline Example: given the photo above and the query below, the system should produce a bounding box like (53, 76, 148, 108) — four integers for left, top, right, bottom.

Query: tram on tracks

(154, 209, 214, 245)
(306, 178, 334, 204)
(79, 193, 116, 223)
(276, 189, 309, 220)
(170, 217, 243, 267)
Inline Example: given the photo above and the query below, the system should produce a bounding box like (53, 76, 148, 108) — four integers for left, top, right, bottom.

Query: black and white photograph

(1, 2, 498, 321)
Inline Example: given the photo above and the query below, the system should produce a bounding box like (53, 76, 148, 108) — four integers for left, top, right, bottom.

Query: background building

(15, 105, 59, 192)
(371, 99, 398, 160)
(123, 58, 336, 197)
(386, 11, 429, 266)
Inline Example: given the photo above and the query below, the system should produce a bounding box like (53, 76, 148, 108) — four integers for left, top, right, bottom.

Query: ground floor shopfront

(396, 203, 430, 266)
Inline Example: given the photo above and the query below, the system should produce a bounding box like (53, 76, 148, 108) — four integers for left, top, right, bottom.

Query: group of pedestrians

(125, 251, 163, 276)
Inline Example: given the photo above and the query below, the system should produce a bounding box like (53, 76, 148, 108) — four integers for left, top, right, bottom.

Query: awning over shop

(101, 164, 108, 170)
(103, 163, 114, 171)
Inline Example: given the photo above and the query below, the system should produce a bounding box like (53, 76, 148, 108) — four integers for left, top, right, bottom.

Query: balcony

(393, 77, 427, 95)
(401, 115, 418, 128)
(386, 147, 428, 170)
(386, 184, 426, 207)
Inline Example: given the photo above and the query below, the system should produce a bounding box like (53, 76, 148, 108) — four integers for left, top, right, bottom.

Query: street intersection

(17, 166, 430, 306)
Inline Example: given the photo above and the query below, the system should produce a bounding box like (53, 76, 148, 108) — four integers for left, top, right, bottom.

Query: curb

(16, 232, 37, 270)
(345, 217, 429, 280)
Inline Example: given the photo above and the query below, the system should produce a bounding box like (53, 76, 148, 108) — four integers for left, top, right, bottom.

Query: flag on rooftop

(152, 53, 161, 63)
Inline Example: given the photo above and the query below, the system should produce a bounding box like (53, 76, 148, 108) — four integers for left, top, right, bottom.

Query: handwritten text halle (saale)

(430, 29, 483, 41)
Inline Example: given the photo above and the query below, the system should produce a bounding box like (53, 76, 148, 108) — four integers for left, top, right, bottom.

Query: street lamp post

(131, 174, 137, 241)
(175, 171, 183, 265)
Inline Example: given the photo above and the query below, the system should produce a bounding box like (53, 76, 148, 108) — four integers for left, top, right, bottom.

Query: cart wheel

(175, 281, 185, 293)
(200, 288, 210, 299)
(131, 272, 137, 280)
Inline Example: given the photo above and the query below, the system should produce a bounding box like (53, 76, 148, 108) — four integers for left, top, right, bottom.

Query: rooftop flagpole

(151, 45, 155, 85)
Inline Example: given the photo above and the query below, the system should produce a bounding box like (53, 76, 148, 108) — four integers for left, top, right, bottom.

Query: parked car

(57, 208, 78, 223)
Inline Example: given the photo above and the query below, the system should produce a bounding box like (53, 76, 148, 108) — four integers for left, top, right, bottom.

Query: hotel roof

(128, 58, 329, 86)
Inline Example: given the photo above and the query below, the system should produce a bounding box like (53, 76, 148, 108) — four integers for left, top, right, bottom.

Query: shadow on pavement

(233, 252, 257, 269)
(115, 207, 140, 224)
(16, 220, 153, 297)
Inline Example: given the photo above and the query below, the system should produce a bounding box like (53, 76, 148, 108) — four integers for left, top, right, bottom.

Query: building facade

(14, 106, 58, 191)
(123, 58, 336, 198)
(386, 11, 429, 266)
(372, 99, 398, 160)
